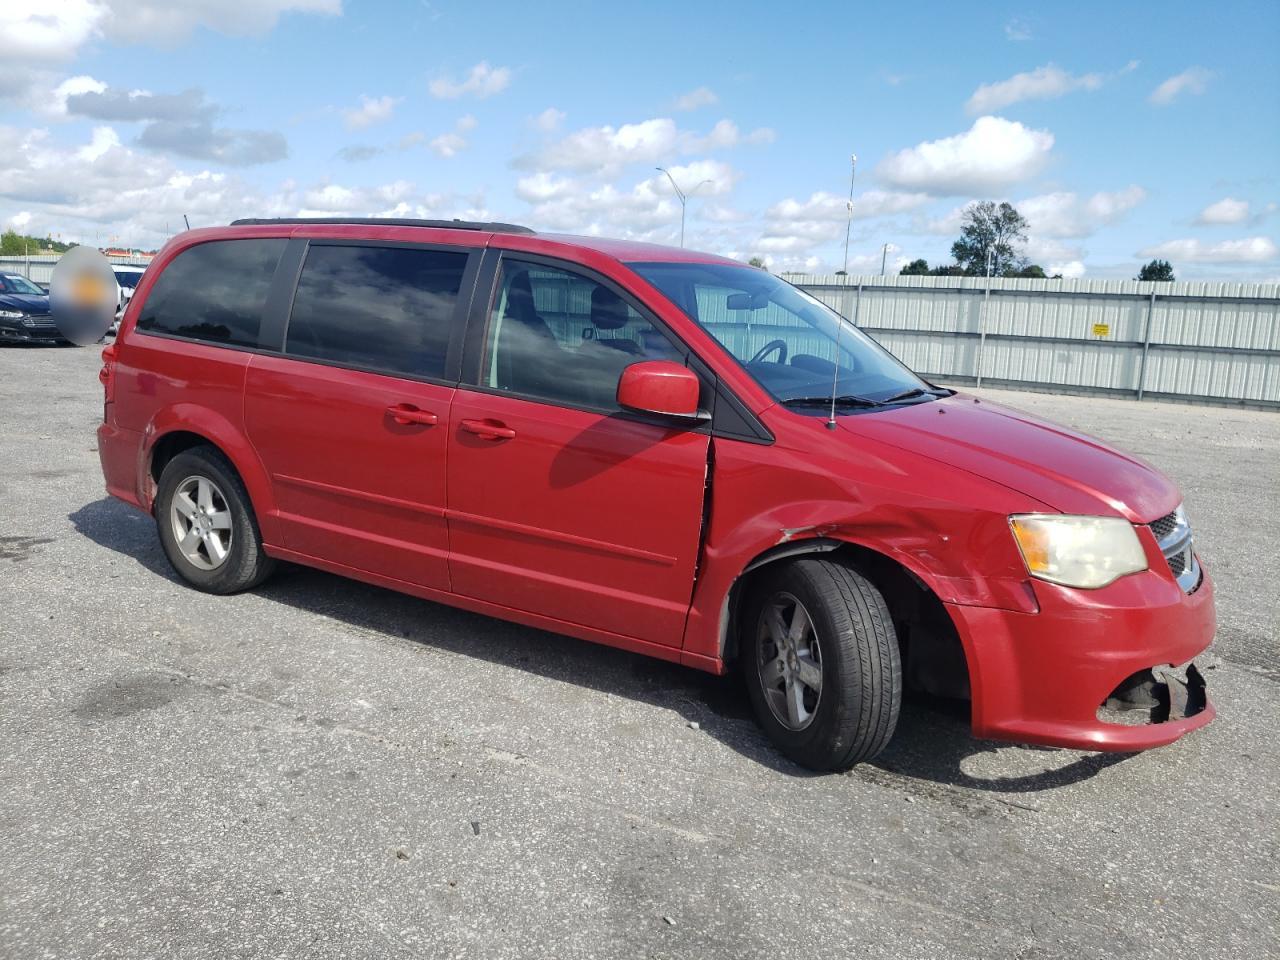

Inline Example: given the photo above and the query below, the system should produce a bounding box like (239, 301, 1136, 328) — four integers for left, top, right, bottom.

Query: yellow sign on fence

(1092, 323, 1111, 337)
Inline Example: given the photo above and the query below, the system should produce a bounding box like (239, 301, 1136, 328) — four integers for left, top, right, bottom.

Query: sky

(1, 0, 1278, 280)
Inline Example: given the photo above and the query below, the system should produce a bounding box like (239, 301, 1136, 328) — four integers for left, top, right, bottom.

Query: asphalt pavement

(1, 344, 1276, 959)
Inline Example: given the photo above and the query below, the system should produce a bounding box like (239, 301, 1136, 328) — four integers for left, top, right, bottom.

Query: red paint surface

(97, 222, 1216, 753)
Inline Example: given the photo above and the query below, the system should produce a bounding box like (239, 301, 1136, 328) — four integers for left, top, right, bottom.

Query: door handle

(460, 418, 517, 441)
(386, 404, 438, 426)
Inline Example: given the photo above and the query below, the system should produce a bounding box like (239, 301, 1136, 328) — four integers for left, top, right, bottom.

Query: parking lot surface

(1, 344, 1277, 959)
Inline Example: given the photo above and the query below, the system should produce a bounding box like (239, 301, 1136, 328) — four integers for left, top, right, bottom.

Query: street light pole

(842, 154, 857, 275)
(880, 242, 889, 276)
(655, 168, 712, 248)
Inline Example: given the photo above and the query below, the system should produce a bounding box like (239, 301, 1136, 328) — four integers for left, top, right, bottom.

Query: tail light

(99, 343, 117, 408)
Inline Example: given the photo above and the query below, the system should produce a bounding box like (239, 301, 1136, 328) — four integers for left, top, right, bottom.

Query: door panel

(245, 355, 454, 589)
(446, 389, 709, 645)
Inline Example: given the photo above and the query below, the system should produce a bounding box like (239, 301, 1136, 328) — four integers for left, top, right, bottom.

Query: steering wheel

(749, 339, 788, 365)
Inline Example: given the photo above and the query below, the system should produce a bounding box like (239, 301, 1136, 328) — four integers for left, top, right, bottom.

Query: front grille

(1148, 508, 1199, 592)
(1149, 510, 1179, 542)
(21, 314, 55, 328)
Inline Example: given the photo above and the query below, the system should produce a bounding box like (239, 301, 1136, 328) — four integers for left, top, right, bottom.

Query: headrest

(590, 285, 630, 331)
(504, 270, 537, 323)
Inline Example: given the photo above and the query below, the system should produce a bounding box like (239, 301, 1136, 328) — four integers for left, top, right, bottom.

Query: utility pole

(977, 245, 994, 388)
(842, 154, 857, 276)
(655, 168, 712, 248)
(880, 242, 889, 276)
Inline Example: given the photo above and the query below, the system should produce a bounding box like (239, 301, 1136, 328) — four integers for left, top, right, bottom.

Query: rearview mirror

(726, 291, 769, 310)
(616, 360, 703, 420)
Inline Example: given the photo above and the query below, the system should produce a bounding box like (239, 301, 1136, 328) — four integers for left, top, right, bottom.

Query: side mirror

(616, 360, 703, 421)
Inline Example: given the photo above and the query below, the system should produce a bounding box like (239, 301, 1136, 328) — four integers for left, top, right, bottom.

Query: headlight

(1009, 514, 1147, 589)
(0, 310, 24, 319)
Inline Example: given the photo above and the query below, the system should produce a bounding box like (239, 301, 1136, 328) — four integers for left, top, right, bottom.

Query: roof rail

(229, 217, 535, 235)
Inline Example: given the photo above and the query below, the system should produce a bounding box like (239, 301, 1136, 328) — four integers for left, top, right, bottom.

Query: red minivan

(97, 218, 1215, 770)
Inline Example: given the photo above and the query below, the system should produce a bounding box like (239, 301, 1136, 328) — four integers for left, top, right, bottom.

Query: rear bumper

(950, 563, 1216, 751)
(97, 421, 145, 509)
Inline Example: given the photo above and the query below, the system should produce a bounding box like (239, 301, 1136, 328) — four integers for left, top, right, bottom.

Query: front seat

(588, 286, 643, 355)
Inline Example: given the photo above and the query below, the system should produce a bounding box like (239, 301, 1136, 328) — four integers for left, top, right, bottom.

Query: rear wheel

(742, 558, 901, 771)
(155, 446, 276, 594)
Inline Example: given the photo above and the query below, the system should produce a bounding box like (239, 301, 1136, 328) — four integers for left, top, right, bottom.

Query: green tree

(951, 201, 1030, 276)
(1137, 258, 1175, 282)
(0, 230, 25, 256)
(1006, 263, 1047, 279)
(899, 258, 931, 275)
(748, 256, 766, 269)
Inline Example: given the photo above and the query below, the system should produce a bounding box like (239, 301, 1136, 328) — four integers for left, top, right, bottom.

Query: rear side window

(136, 239, 285, 347)
(285, 244, 469, 379)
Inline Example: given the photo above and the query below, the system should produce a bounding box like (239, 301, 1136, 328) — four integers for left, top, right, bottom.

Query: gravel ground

(1, 344, 1277, 960)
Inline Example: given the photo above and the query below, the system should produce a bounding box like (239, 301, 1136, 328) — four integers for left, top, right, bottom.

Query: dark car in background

(0, 272, 64, 344)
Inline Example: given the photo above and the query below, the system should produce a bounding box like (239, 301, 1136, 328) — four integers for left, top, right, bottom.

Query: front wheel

(742, 558, 901, 771)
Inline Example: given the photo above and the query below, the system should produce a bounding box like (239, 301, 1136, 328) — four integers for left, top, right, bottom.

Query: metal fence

(794, 275, 1280, 409)
(0, 254, 152, 288)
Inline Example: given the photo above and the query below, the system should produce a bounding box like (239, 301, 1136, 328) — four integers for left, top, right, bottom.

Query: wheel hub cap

(169, 475, 233, 571)
(757, 591, 824, 731)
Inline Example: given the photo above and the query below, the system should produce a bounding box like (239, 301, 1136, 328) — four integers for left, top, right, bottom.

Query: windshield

(628, 261, 931, 405)
(1, 274, 45, 296)
(114, 269, 144, 289)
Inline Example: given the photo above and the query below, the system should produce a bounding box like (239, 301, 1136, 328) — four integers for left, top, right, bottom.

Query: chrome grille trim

(1148, 507, 1200, 593)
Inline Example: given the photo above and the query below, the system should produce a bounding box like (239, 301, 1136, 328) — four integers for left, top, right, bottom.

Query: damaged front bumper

(946, 562, 1216, 752)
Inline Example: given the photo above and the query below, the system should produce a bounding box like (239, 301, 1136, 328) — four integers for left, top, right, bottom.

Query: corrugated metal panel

(794, 274, 1279, 408)
(0, 254, 151, 286)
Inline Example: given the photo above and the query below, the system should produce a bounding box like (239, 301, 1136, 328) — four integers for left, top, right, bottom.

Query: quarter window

(286, 244, 469, 379)
(482, 261, 681, 410)
(136, 239, 285, 347)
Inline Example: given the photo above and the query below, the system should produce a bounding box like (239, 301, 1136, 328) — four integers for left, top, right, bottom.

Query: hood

(0, 293, 50, 313)
(842, 394, 1179, 522)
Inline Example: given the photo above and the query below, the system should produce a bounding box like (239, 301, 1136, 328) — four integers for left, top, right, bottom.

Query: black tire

(741, 557, 901, 771)
(154, 445, 276, 594)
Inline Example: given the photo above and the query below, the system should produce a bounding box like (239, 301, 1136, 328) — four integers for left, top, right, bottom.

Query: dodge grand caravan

(97, 218, 1215, 770)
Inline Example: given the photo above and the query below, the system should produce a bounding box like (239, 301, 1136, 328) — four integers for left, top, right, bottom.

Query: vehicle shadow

(70, 495, 1132, 793)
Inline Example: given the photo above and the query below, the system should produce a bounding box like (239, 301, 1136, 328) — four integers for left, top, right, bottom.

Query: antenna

(183, 214, 191, 231)
(830, 153, 856, 430)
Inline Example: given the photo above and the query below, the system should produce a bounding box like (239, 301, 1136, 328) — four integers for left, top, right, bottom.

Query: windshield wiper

(879, 387, 939, 404)
(781, 394, 884, 408)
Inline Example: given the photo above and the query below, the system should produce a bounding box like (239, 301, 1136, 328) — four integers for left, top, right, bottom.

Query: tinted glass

(482, 261, 682, 410)
(136, 239, 285, 347)
(629, 261, 928, 404)
(286, 245, 468, 379)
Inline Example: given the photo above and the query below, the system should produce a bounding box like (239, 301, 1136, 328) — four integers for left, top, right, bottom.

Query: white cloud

(48, 74, 107, 116)
(527, 117, 773, 175)
(1138, 236, 1277, 263)
(0, 1, 105, 62)
(428, 61, 511, 100)
(342, 95, 397, 130)
(533, 107, 565, 132)
(515, 160, 739, 240)
(1049, 260, 1086, 279)
(428, 132, 466, 158)
(1004, 18, 1031, 41)
(100, 0, 341, 44)
(966, 64, 1105, 114)
(674, 87, 718, 111)
(1149, 67, 1212, 105)
(1020, 185, 1146, 237)
(1194, 197, 1250, 225)
(10, 211, 33, 230)
(876, 116, 1054, 196)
